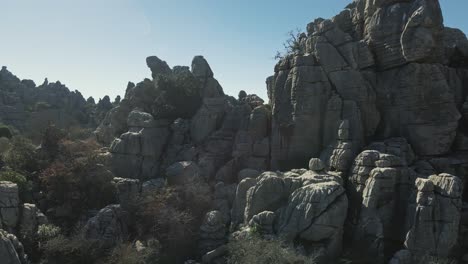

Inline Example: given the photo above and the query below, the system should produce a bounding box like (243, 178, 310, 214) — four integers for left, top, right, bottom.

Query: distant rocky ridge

(0, 66, 112, 139)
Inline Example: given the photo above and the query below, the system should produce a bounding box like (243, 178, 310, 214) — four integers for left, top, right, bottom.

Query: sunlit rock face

(267, 0, 468, 170)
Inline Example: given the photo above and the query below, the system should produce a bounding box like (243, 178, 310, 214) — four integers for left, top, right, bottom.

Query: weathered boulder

(277, 180, 347, 257)
(405, 174, 462, 258)
(0, 229, 26, 264)
(146, 56, 171, 78)
(244, 172, 290, 221)
(18, 203, 48, 240)
(166, 161, 201, 185)
(199, 210, 227, 255)
(83, 204, 128, 247)
(308, 158, 325, 172)
(230, 178, 258, 228)
(110, 110, 170, 180)
(0, 182, 19, 230)
(248, 211, 275, 234)
(113, 177, 140, 209)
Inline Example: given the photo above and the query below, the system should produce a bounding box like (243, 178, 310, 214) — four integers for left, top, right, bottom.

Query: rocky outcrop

(0, 229, 27, 264)
(277, 178, 347, 257)
(109, 109, 170, 180)
(199, 210, 226, 255)
(230, 161, 347, 260)
(0, 181, 19, 231)
(18, 203, 48, 240)
(405, 174, 463, 258)
(267, 0, 468, 170)
(83, 204, 128, 247)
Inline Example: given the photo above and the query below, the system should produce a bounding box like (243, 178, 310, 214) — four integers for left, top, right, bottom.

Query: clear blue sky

(1, 0, 467, 101)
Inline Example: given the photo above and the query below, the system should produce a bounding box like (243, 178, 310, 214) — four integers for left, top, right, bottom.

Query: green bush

(41, 235, 106, 264)
(4, 136, 38, 173)
(0, 169, 27, 193)
(0, 124, 12, 139)
(107, 242, 159, 264)
(37, 224, 61, 242)
(227, 235, 316, 264)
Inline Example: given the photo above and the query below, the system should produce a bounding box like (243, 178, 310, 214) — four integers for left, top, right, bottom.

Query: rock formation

(0, 67, 104, 138)
(2, 0, 466, 263)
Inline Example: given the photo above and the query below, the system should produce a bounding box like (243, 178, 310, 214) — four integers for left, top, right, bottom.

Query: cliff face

(268, 0, 468, 170)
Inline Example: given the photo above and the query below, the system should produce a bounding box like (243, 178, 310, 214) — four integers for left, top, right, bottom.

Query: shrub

(40, 124, 65, 159)
(66, 126, 94, 141)
(227, 235, 316, 264)
(107, 241, 159, 264)
(37, 224, 62, 242)
(0, 169, 28, 194)
(4, 136, 38, 173)
(275, 29, 306, 60)
(41, 235, 106, 264)
(133, 177, 212, 263)
(39, 154, 116, 227)
(0, 124, 12, 139)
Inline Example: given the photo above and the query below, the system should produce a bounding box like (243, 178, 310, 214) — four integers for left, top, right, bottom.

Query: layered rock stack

(267, 0, 468, 170)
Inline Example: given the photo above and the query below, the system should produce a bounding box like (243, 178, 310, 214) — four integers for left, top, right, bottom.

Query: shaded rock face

(268, 0, 468, 170)
(346, 138, 417, 262)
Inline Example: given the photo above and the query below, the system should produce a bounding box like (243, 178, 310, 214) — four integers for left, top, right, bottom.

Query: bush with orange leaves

(132, 176, 212, 263)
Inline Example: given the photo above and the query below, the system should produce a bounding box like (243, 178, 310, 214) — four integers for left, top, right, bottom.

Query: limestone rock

(277, 181, 347, 257)
(308, 158, 325, 171)
(199, 210, 226, 255)
(110, 111, 170, 180)
(0, 182, 19, 230)
(165, 161, 201, 185)
(405, 174, 462, 258)
(19, 204, 48, 240)
(230, 178, 257, 228)
(84, 204, 128, 247)
(114, 177, 140, 209)
(0, 229, 26, 264)
(146, 56, 171, 78)
(248, 211, 275, 234)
